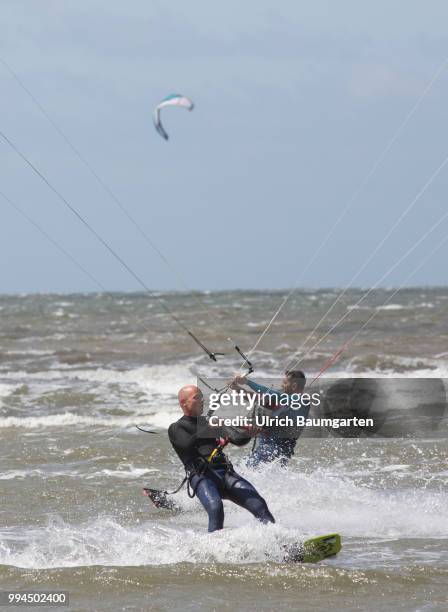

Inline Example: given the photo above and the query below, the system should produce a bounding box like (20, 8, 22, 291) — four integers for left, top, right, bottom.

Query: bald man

(168, 385, 275, 532)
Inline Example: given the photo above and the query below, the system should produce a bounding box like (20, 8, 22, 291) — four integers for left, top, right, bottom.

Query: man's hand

(241, 424, 262, 437)
(231, 374, 247, 388)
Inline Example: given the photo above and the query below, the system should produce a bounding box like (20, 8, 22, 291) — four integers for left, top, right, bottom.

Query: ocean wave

(1, 461, 447, 569)
(375, 304, 405, 311)
(85, 466, 158, 480)
(0, 383, 23, 408)
(3, 349, 55, 356)
(0, 469, 47, 480)
(347, 354, 448, 377)
(347, 305, 371, 311)
(2, 362, 197, 394)
(0, 412, 175, 430)
(0, 466, 159, 481)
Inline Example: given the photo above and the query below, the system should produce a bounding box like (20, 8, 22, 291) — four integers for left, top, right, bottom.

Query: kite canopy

(153, 94, 194, 140)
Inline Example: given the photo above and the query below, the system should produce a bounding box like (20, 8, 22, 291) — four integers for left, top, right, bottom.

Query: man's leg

(190, 474, 225, 532)
(224, 471, 275, 524)
(246, 435, 281, 468)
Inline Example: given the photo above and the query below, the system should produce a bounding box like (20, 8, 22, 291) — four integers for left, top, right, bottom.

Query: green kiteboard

(283, 533, 341, 563)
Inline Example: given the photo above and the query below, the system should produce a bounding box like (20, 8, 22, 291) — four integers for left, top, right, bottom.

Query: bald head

(178, 385, 204, 417)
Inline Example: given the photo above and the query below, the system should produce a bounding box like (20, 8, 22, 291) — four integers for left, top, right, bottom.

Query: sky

(1, 0, 448, 293)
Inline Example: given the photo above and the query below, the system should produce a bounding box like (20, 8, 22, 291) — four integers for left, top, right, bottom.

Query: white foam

(347, 305, 371, 311)
(0, 383, 19, 398)
(4, 349, 55, 356)
(375, 304, 405, 311)
(1, 459, 446, 569)
(335, 353, 448, 379)
(86, 466, 158, 480)
(239, 461, 448, 540)
(3, 362, 195, 396)
(0, 413, 166, 430)
(0, 518, 299, 569)
(0, 469, 46, 480)
(0, 465, 158, 480)
(52, 308, 66, 317)
(0, 383, 22, 407)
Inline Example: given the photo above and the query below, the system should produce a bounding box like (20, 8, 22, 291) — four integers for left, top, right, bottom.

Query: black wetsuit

(168, 415, 275, 532)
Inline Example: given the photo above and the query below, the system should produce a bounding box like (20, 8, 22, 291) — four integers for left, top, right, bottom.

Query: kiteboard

(283, 533, 341, 563)
(143, 487, 181, 511)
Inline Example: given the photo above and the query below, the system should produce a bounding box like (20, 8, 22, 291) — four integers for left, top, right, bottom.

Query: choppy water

(1, 289, 447, 611)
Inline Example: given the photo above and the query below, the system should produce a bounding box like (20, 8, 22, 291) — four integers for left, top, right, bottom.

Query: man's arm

(168, 421, 197, 453)
(246, 379, 279, 396)
(205, 420, 251, 446)
(246, 379, 282, 411)
(241, 377, 303, 418)
(221, 425, 252, 446)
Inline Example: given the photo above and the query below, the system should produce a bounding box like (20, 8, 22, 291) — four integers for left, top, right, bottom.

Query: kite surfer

(168, 385, 275, 532)
(231, 370, 309, 467)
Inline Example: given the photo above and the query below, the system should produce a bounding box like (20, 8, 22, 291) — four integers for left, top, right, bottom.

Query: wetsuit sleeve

(204, 421, 251, 446)
(246, 379, 311, 419)
(254, 394, 310, 418)
(168, 421, 197, 454)
(247, 380, 279, 396)
(220, 425, 251, 446)
(246, 379, 281, 411)
(247, 379, 308, 419)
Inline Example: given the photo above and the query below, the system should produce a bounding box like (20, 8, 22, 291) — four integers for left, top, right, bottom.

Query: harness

(186, 438, 231, 497)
